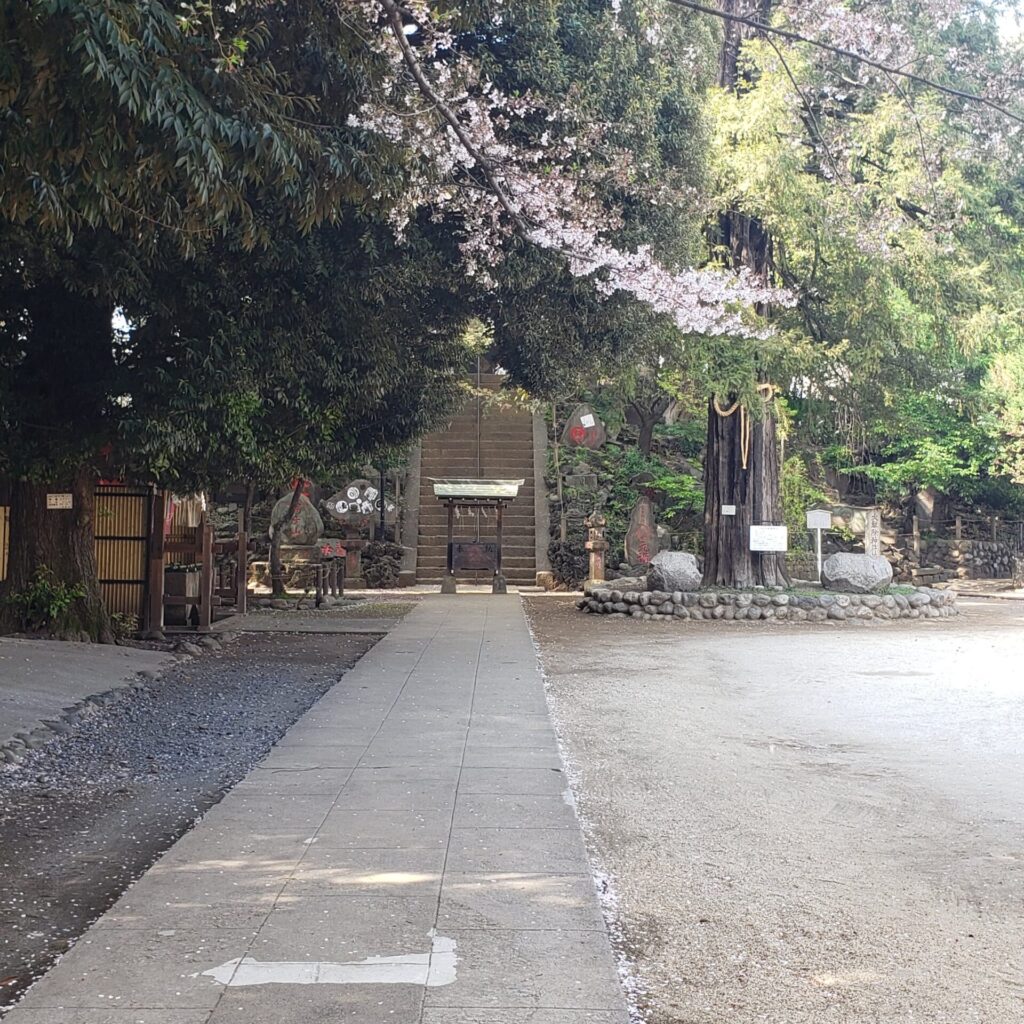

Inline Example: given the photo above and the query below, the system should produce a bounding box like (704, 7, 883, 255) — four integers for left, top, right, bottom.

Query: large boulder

(821, 553, 893, 594)
(270, 492, 323, 546)
(647, 551, 702, 593)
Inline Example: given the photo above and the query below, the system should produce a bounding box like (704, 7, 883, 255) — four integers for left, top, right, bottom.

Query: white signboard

(749, 525, 788, 552)
(721, 505, 737, 516)
(580, 413, 596, 428)
(806, 509, 832, 530)
(46, 493, 73, 510)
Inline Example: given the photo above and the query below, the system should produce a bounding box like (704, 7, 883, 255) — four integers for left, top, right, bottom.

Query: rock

(821, 553, 893, 594)
(176, 641, 202, 656)
(612, 575, 647, 592)
(270, 599, 290, 610)
(646, 551, 701, 593)
(196, 636, 221, 651)
(698, 593, 717, 608)
(270, 492, 323, 546)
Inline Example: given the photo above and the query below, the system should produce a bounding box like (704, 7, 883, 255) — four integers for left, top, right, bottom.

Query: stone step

(416, 573, 538, 585)
(416, 556, 537, 570)
(417, 514, 536, 527)
(420, 444, 534, 457)
(420, 456, 535, 466)
(419, 524, 540, 540)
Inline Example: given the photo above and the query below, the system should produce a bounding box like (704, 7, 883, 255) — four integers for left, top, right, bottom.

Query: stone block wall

(579, 586, 958, 623)
(920, 538, 1017, 579)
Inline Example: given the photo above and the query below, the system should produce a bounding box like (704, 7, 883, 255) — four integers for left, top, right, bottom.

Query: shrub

(4, 566, 85, 633)
(548, 540, 588, 588)
(362, 541, 403, 588)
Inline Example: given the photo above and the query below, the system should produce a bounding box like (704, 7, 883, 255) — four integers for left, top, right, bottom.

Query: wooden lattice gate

(94, 485, 152, 626)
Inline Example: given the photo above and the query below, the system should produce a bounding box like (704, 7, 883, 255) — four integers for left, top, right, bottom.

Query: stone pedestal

(584, 511, 609, 589)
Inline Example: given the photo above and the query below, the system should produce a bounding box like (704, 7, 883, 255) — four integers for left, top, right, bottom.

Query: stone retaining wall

(579, 585, 958, 622)
(919, 538, 1016, 579)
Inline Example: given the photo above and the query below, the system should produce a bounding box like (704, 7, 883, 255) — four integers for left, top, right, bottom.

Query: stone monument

(562, 403, 607, 450)
(624, 495, 657, 566)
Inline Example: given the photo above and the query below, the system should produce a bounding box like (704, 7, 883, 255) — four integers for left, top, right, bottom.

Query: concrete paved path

(7, 596, 627, 1024)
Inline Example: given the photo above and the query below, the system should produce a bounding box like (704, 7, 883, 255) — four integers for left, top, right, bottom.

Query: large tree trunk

(702, 394, 787, 587)
(702, 0, 785, 587)
(0, 467, 113, 641)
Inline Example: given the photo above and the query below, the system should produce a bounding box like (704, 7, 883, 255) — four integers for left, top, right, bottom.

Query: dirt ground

(527, 596, 1024, 1024)
(0, 631, 377, 1011)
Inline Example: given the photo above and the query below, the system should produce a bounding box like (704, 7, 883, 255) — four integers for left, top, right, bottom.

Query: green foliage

(780, 457, 829, 551)
(654, 420, 705, 461)
(707, 4, 1024, 515)
(848, 393, 999, 502)
(110, 612, 139, 643)
(572, 441, 702, 557)
(362, 541, 403, 590)
(3, 566, 85, 633)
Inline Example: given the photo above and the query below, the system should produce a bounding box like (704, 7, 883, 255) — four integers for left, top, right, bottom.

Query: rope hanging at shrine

(712, 383, 777, 472)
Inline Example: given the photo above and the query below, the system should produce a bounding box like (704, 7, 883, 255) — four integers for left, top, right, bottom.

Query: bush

(3, 566, 85, 633)
(110, 612, 139, 643)
(781, 456, 829, 551)
(548, 540, 588, 589)
(362, 541, 403, 589)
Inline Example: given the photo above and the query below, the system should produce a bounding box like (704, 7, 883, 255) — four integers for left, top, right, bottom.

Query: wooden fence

(0, 485, 152, 626)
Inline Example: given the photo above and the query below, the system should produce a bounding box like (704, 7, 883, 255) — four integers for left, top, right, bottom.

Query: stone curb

(578, 586, 959, 623)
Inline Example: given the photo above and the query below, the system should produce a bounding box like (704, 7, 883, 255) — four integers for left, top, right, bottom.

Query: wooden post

(441, 500, 457, 593)
(992, 516, 999, 542)
(912, 515, 920, 560)
(236, 507, 247, 614)
(144, 490, 167, 636)
(955, 515, 962, 540)
(314, 564, 323, 607)
(492, 501, 506, 594)
(552, 402, 567, 542)
(199, 517, 213, 633)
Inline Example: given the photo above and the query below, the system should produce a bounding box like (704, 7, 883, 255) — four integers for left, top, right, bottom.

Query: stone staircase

(416, 372, 539, 586)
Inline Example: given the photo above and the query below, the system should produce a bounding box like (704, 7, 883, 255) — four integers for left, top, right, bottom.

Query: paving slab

(6, 596, 628, 1024)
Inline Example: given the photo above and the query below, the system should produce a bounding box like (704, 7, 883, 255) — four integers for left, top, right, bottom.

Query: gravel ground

(0, 631, 377, 1011)
(527, 596, 1024, 1024)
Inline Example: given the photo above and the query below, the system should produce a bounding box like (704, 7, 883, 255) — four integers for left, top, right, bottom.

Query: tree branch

(377, 0, 531, 236)
(664, 0, 1024, 125)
